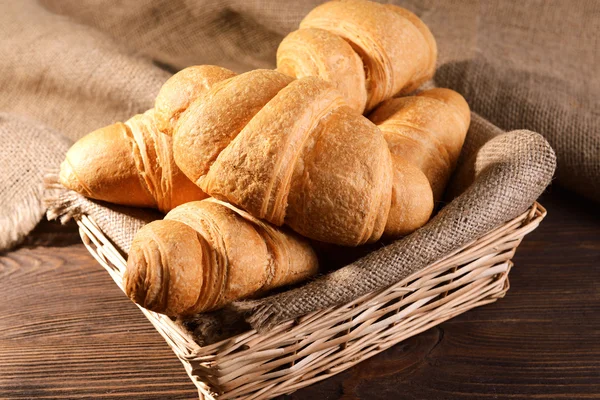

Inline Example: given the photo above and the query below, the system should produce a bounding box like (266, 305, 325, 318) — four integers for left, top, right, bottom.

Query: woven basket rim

(76, 201, 546, 399)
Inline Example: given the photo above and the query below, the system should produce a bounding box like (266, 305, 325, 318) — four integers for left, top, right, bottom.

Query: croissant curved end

(125, 220, 205, 316)
(384, 155, 434, 238)
(124, 239, 156, 310)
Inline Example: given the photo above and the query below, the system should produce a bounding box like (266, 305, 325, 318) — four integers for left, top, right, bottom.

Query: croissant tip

(125, 243, 164, 313)
(58, 158, 91, 198)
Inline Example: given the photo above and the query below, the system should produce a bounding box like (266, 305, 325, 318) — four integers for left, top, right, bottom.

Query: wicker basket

(76, 201, 546, 399)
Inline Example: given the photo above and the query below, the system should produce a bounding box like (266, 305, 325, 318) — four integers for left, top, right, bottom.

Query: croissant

(173, 69, 394, 246)
(369, 88, 471, 202)
(124, 198, 318, 315)
(59, 109, 208, 213)
(277, 0, 437, 113)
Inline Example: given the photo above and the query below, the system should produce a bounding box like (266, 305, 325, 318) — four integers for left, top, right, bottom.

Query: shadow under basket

(76, 202, 546, 400)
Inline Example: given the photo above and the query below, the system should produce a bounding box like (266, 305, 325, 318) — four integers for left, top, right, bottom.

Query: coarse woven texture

(45, 186, 162, 254)
(428, 0, 599, 202)
(0, 114, 70, 252)
(436, 59, 600, 202)
(0, 0, 596, 252)
(233, 116, 556, 330)
(0, 0, 168, 252)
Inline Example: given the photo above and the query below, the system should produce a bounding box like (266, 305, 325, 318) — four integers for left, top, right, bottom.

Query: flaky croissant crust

(277, 0, 437, 113)
(60, 109, 206, 213)
(124, 199, 318, 316)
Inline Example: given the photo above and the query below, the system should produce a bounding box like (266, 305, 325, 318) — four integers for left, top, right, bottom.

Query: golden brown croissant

(124, 198, 318, 316)
(277, 0, 437, 113)
(60, 66, 236, 212)
(369, 88, 471, 203)
(173, 69, 394, 246)
(59, 109, 207, 213)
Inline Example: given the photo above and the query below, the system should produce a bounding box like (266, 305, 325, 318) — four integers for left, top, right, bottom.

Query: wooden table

(1, 187, 599, 399)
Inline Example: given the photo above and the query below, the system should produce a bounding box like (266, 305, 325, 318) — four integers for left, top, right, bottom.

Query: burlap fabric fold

(43, 112, 556, 333)
(45, 188, 162, 254)
(0, 114, 70, 251)
(0, 0, 167, 251)
(0, 0, 597, 252)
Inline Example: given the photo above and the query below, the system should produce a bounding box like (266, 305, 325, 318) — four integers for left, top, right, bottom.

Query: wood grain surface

(1, 187, 599, 399)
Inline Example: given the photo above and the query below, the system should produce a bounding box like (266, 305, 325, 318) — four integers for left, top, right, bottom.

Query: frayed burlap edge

(44, 170, 162, 254)
(0, 187, 50, 252)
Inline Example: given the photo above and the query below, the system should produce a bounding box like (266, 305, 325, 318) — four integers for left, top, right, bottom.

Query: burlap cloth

(1, 0, 592, 330)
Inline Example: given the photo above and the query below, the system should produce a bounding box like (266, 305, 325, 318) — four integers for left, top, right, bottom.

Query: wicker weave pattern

(77, 202, 545, 400)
